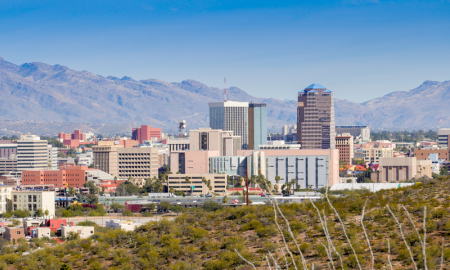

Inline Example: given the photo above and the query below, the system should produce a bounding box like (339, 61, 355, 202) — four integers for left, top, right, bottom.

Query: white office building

(209, 101, 249, 149)
(17, 135, 49, 171)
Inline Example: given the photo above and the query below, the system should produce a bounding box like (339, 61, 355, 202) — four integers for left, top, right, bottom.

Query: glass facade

(248, 103, 267, 150)
(209, 102, 249, 149)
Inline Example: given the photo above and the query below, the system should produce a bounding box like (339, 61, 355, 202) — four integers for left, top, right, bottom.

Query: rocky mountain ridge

(0, 57, 449, 133)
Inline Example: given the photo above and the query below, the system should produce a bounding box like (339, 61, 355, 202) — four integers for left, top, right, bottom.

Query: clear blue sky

(1, 0, 449, 103)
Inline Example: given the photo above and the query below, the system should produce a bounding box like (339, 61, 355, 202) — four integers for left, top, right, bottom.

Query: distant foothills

(0, 57, 449, 135)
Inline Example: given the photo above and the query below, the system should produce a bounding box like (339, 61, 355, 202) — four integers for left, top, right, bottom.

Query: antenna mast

(224, 77, 227, 102)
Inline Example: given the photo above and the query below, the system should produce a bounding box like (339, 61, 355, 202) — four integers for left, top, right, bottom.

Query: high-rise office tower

(297, 84, 335, 149)
(209, 101, 249, 149)
(248, 103, 267, 150)
(17, 135, 49, 171)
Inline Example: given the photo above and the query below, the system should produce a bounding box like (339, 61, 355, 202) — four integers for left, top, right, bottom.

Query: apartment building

(335, 133, 354, 165)
(167, 174, 227, 195)
(297, 84, 335, 149)
(11, 190, 55, 216)
(17, 135, 49, 171)
(371, 157, 432, 183)
(362, 146, 393, 163)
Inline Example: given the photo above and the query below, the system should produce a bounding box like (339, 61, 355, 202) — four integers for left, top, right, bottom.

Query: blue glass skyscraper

(248, 103, 267, 149)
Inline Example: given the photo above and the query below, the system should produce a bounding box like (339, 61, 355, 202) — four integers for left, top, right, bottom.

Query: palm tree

(290, 179, 297, 192)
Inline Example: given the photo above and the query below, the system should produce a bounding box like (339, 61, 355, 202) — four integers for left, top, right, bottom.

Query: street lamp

(84, 211, 87, 222)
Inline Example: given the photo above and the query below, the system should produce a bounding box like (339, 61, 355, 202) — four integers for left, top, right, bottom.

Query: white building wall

(61, 226, 95, 239)
(11, 191, 55, 217)
(0, 186, 12, 214)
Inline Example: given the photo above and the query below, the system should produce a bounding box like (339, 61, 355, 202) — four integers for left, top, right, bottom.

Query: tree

(202, 201, 223, 212)
(34, 209, 44, 217)
(84, 181, 98, 194)
(146, 203, 156, 211)
(169, 187, 174, 194)
(170, 205, 184, 215)
(184, 176, 190, 183)
(85, 194, 98, 205)
(122, 210, 133, 216)
(68, 186, 76, 196)
(222, 196, 229, 204)
(110, 202, 125, 213)
(44, 209, 49, 218)
(275, 175, 281, 184)
(160, 202, 171, 211)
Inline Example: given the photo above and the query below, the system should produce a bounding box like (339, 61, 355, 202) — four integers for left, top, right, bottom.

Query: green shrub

(241, 220, 262, 231)
(122, 210, 133, 216)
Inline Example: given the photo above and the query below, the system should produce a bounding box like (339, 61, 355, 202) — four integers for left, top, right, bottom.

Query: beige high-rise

(297, 84, 335, 149)
(93, 146, 159, 179)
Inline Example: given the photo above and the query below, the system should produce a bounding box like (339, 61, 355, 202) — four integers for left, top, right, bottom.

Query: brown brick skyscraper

(297, 84, 335, 149)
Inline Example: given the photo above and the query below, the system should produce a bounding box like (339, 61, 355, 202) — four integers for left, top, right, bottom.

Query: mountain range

(0, 57, 449, 134)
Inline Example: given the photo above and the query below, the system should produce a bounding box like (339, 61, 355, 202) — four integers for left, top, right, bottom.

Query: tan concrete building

(3, 227, 25, 242)
(371, 157, 432, 183)
(170, 150, 219, 174)
(189, 128, 241, 156)
(167, 174, 227, 195)
(32, 227, 51, 239)
(362, 146, 393, 163)
(335, 133, 354, 165)
(0, 157, 17, 174)
(61, 225, 94, 239)
(11, 190, 55, 217)
(414, 149, 449, 161)
(93, 146, 159, 179)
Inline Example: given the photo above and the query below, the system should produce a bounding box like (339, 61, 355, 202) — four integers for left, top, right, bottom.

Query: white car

(25, 236, 31, 240)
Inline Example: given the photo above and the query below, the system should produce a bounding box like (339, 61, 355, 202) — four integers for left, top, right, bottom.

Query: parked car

(205, 194, 213, 197)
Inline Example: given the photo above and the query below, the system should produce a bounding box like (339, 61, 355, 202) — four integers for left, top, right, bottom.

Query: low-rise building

(61, 225, 94, 239)
(22, 165, 88, 188)
(371, 157, 432, 183)
(23, 218, 45, 235)
(11, 190, 55, 217)
(361, 146, 393, 163)
(414, 148, 449, 161)
(167, 174, 227, 195)
(105, 220, 141, 231)
(3, 227, 25, 242)
(45, 219, 68, 233)
(31, 227, 51, 239)
(170, 150, 219, 174)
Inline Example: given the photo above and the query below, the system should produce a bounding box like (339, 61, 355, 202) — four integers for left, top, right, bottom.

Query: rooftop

(304, 84, 326, 90)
